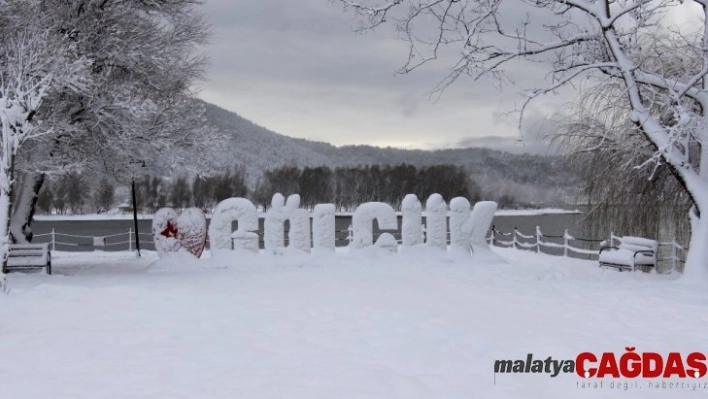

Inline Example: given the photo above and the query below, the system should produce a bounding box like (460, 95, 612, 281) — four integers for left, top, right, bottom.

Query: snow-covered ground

(34, 207, 579, 221)
(1, 247, 703, 398)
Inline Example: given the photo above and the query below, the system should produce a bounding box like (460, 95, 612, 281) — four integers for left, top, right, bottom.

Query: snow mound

(351, 202, 397, 249)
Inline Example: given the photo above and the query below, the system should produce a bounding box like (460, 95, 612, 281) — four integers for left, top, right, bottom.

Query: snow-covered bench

(598, 236, 657, 272)
(4, 244, 52, 275)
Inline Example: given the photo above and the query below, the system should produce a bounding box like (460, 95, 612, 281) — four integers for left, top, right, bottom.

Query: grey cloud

(197, 0, 579, 151)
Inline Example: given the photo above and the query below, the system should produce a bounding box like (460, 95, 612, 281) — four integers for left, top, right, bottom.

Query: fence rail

(486, 226, 686, 272)
(31, 224, 688, 272)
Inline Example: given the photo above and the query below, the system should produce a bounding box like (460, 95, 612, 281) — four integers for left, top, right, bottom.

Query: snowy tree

(36, 182, 52, 214)
(93, 177, 115, 213)
(0, 31, 55, 285)
(169, 176, 191, 210)
(334, 0, 708, 278)
(1, 0, 222, 243)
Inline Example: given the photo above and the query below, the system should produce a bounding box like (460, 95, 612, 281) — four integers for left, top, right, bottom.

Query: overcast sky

(197, 0, 703, 153)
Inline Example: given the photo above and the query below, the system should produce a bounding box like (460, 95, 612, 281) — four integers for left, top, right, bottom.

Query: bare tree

(335, 0, 708, 278)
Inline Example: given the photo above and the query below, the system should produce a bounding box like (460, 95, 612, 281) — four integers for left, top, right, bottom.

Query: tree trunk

(0, 188, 10, 292)
(9, 172, 44, 244)
(683, 206, 708, 282)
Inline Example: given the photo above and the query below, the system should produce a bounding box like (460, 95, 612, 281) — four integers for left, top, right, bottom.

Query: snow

(208, 198, 258, 255)
(494, 208, 580, 216)
(312, 203, 336, 254)
(32, 208, 580, 221)
(466, 201, 501, 263)
(449, 197, 471, 254)
(401, 194, 423, 248)
(151, 207, 180, 257)
(264, 194, 301, 255)
(350, 202, 397, 249)
(1, 248, 705, 399)
(288, 208, 311, 254)
(425, 194, 447, 250)
(176, 207, 207, 258)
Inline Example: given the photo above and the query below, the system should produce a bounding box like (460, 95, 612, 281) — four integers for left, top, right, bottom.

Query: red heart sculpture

(176, 208, 207, 258)
(152, 207, 207, 258)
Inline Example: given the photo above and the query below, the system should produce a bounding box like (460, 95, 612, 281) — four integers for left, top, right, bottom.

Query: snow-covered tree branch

(334, 0, 708, 279)
(0, 0, 223, 244)
(0, 32, 57, 286)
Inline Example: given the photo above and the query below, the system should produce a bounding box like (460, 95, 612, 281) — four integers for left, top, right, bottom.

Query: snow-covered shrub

(208, 198, 258, 255)
(351, 202, 397, 249)
(401, 194, 423, 248)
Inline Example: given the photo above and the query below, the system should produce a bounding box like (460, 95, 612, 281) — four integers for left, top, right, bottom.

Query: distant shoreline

(34, 208, 580, 221)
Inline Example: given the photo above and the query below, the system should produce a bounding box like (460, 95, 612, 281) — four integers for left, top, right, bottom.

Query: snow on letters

(425, 194, 448, 250)
(155, 194, 497, 261)
(449, 197, 472, 254)
(312, 203, 336, 254)
(401, 194, 423, 248)
(351, 202, 398, 250)
(264, 194, 301, 255)
(208, 198, 258, 256)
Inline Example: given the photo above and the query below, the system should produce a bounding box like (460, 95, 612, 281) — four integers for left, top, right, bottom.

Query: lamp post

(132, 177, 141, 257)
(129, 159, 146, 257)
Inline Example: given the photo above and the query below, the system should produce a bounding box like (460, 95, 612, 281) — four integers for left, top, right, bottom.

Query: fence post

(513, 227, 518, 250)
(51, 228, 56, 252)
(672, 237, 678, 271)
(535, 226, 541, 253)
(346, 224, 353, 246)
(490, 225, 496, 247)
(128, 228, 133, 252)
(610, 231, 615, 247)
(563, 229, 569, 257)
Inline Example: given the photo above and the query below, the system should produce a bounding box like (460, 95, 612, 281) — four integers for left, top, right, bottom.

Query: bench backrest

(619, 236, 658, 253)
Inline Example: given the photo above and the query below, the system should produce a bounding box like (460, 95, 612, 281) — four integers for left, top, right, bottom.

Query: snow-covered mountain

(204, 101, 576, 203)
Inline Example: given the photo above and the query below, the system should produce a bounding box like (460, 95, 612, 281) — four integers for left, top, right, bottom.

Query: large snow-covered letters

(154, 194, 497, 260)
